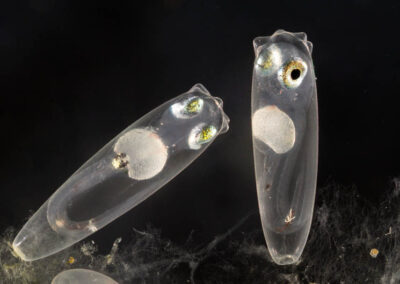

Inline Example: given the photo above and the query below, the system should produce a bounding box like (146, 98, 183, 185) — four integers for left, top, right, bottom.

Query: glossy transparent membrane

(13, 83, 229, 261)
(273, 255, 297, 266)
(52, 269, 118, 284)
(263, 221, 311, 265)
(252, 30, 318, 265)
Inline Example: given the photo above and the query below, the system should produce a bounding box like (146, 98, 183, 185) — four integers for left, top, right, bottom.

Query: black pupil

(291, 69, 301, 80)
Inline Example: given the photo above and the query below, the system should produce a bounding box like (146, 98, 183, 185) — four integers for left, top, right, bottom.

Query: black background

(1, 0, 399, 253)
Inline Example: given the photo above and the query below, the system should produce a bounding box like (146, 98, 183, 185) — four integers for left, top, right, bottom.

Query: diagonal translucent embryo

(13, 84, 229, 261)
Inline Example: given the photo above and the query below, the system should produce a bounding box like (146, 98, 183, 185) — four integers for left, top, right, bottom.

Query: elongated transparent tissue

(251, 30, 318, 265)
(13, 84, 229, 261)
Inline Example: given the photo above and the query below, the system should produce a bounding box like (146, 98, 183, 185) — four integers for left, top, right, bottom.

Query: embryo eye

(255, 44, 282, 76)
(278, 59, 307, 89)
(170, 96, 204, 118)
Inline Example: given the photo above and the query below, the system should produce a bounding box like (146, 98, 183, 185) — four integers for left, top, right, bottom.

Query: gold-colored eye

(197, 125, 217, 143)
(188, 124, 217, 149)
(278, 59, 307, 89)
(257, 53, 273, 70)
(255, 44, 282, 76)
(184, 97, 203, 115)
(171, 96, 204, 118)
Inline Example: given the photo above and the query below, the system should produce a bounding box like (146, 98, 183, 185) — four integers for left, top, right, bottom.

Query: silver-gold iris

(184, 97, 203, 115)
(255, 44, 282, 76)
(278, 58, 308, 89)
(171, 97, 204, 119)
(188, 124, 217, 150)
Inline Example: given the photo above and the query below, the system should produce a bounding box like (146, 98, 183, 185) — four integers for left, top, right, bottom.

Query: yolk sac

(113, 128, 168, 180)
(52, 269, 118, 284)
(252, 30, 318, 265)
(12, 83, 229, 261)
(252, 105, 296, 154)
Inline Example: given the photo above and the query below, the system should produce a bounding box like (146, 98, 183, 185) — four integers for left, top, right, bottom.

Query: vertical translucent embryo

(251, 30, 318, 265)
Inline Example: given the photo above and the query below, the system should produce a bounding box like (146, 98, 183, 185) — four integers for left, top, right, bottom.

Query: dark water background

(1, 0, 399, 283)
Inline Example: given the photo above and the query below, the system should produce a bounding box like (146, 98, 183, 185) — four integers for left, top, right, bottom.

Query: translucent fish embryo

(251, 30, 318, 265)
(13, 84, 229, 261)
(52, 269, 118, 284)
